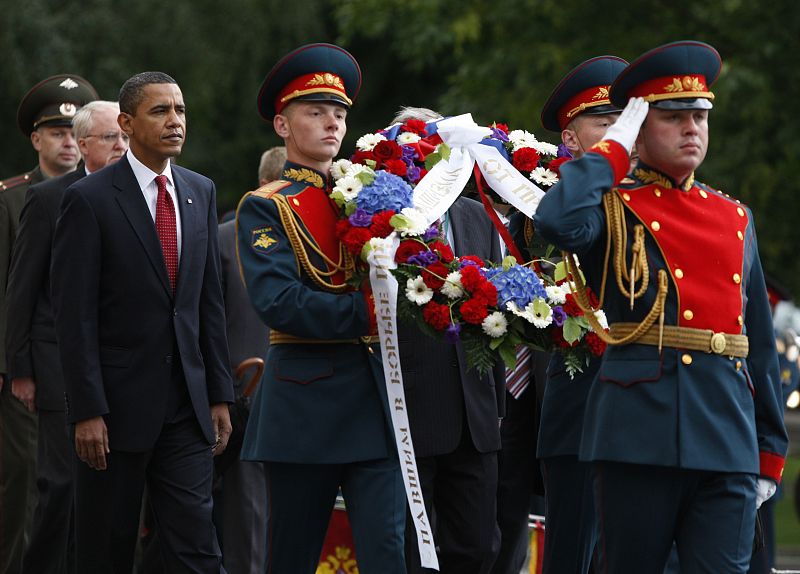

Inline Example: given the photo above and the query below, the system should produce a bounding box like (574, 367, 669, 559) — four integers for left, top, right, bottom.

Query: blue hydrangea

(484, 265, 546, 308)
(356, 170, 414, 214)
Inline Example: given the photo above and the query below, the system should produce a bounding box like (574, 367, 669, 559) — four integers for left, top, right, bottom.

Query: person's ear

(274, 114, 290, 138)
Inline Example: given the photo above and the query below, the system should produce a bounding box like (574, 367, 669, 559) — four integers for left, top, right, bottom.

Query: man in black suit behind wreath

(51, 71, 234, 573)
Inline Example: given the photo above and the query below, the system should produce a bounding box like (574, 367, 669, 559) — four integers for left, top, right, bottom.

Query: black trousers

(405, 429, 500, 574)
(22, 409, 75, 574)
(73, 408, 223, 573)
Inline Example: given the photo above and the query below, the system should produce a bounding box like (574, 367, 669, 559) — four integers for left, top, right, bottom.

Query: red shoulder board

(0, 172, 32, 191)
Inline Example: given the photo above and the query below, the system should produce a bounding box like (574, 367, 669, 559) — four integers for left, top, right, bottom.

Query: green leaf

(425, 152, 441, 170)
(344, 202, 357, 216)
(554, 261, 568, 283)
(356, 170, 375, 185)
(489, 335, 505, 350)
(562, 316, 583, 344)
(438, 143, 451, 161)
(498, 341, 518, 370)
(502, 255, 517, 271)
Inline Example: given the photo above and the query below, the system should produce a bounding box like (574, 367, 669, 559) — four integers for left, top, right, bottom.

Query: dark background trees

(2, 0, 799, 293)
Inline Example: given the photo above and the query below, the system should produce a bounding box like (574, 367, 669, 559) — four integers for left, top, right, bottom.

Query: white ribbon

(364, 113, 546, 570)
(367, 236, 438, 569)
(413, 113, 547, 221)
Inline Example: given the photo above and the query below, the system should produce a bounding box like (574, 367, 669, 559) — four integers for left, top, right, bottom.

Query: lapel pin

(187, 198, 193, 204)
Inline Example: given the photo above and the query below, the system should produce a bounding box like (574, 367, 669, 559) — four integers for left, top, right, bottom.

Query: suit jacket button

(165, 355, 173, 364)
(173, 309, 178, 317)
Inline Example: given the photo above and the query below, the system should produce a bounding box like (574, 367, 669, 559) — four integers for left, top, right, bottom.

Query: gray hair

(391, 106, 443, 124)
(258, 146, 288, 183)
(72, 100, 121, 139)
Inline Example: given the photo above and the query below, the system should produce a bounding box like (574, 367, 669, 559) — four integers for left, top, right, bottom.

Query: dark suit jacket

(218, 219, 269, 395)
(5, 167, 85, 410)
(399, 197, 505, 458)
(51, 155, 234, 451)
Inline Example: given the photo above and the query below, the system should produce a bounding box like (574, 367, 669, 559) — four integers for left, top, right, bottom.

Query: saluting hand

(75, 416, 110, 470)
(603, 97, 649, 154)
(210, 403, 232, 456)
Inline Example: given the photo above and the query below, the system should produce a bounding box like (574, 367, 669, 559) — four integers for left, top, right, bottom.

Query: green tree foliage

(2, 0, 799, 292)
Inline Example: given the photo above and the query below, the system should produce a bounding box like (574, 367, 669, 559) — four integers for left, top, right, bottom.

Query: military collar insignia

(632, 163, 695, 192)
(281, 161, 326, 188)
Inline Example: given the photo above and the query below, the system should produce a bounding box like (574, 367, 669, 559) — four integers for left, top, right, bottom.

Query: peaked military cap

(610, 40, 721, 110)
(257, 43, 362, 121)
(17, 74, 98, 136)
(541, 56, 629, 133)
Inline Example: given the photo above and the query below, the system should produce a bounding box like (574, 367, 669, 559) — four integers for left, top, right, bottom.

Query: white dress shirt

(126, 150, 182, 260)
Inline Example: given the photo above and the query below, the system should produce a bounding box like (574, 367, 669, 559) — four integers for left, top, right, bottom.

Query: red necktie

(154, 175, 178, 294)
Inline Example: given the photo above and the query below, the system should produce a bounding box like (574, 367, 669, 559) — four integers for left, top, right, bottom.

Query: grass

(776, 455, 800, 547)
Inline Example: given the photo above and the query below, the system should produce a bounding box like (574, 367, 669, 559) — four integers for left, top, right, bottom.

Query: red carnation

(512, 147, 541, 173)
(342, 227, 373, 255)
(335, 219, 352, 240)
(424, 133, 443, 147)
(370, 210, 396, 238)
(494, 123, 509, 134)
(460, 264, 484, 292)
(383, 159, 409, 177)
(585, 332, 607, 356)
(422, 261, 449, 290)
(547, 156, 571, 177)
(472, 280, 498, 307)
(428, 241, 454, 263)
(422, 301, 451, 331)
(395, 240, 425, 263)
(402, 119, 427, 135)
(351, 150, 377, 165)
(460, 255, 485, 268)
(374, 139, 403, 160)
(562, 293, 584, 317)
(460, 298, 489, 325)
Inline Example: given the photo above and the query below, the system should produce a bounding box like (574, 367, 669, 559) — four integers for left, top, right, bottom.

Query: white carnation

(330, 159, 353, 180)
(481, 311, 508, 337)
(546, 285, 567, 305)
(593, 309, 609, 331)
(405, 276, 433, 305)
(441, 272, 464, 299)
(344, 163, 373, 179)
(507, 129, 539, 152)
(395, 207, 429, 237)
(355, 133, 387, 152)
(531, 140, 559, 156)
(397, 132, 421, 145)
(332, 176, 363, 201)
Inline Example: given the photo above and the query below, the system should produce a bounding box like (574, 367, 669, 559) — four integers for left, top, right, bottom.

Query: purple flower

(401, 145, 417, 160)
(556, 143, 574, 159)
(444, 323, 461, 344)
(552, 306, 567, 327)
(348, 208, 372, 228)
(491, 127, 510, 142)
(406, 165, 422, 184)
(407, 251, 438, 266)
(423, 224, 440, 241)
(459, 258, 480, 269)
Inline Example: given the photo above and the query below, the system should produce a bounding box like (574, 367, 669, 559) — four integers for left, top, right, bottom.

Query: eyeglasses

(85, 132, 130, 144)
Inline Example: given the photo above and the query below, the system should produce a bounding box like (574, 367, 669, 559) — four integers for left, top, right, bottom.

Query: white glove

(602, 97, 649, 154)
(755, 478, 777, 509)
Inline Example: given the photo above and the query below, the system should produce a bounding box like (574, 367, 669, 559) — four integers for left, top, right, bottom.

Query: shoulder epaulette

(0, 172, 32, 191)
(250, 179, 292, 200)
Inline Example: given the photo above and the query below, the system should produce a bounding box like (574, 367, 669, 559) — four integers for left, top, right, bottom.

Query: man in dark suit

(51, 72, 234, 573)
(5, 100, 128, 574)
(0, 75, 97, 572)
(215, 146, 284, 574)
(395, 109, 505, 573)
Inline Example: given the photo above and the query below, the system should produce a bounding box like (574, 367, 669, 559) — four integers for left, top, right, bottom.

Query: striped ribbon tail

(505, 345, 532, 399)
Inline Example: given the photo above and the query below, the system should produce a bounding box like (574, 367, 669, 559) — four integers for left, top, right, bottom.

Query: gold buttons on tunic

(699, 190, 708, 198)
(292, 198, 301, 206)
(682, 354, 693, 365)
(623, 193, 631, 201)
(737, 230, 744, 240)
(736, 361, 742, 371)
(737, 315, 744, 326)
(737, 207, 745, 217)
(683, 310, 694, 320)
(651, 221, 661, 231)
(654, 189, 662, 197)
(733, 273, 741, 284)
(675, 268, 684, 279)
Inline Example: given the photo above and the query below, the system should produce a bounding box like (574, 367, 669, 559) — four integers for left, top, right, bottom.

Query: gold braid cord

(563, 190, 669, 348)
(271, 194, 349, 293)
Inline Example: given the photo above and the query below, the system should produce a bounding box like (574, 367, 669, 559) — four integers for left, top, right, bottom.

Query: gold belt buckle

(709, 332, 727, 354)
